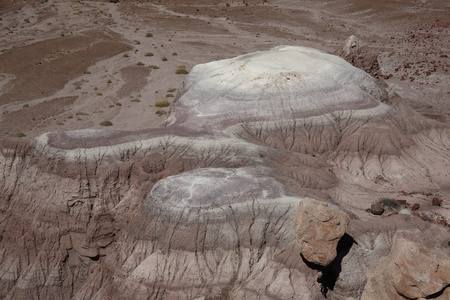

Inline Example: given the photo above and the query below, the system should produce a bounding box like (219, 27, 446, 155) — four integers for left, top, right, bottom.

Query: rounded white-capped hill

(174, 45, 389, 127)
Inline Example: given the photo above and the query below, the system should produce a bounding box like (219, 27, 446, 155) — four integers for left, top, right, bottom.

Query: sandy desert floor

(0, 0, 448, 139)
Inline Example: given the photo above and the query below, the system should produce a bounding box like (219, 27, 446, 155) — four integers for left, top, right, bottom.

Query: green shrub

(148, 65, 160, 69)
(144, 52, 154, 56)
(16, 131, 26, 137)
(99, 120, 113, 126)
(162, 57, 168, 61)
(136, 61, 145, 66)
(155, 109, 166, 116)
(146, 33, 153, 37)
(172, 52, 177, 56)
(123, 53, 129, 58)
(165, 93, 174, 97)
(130, 98, 141, 102)
(166, 88, 176, 92)
(22, 103, 29, 108)
(115, 102, 122, 106)
(155, 98, 169, 107)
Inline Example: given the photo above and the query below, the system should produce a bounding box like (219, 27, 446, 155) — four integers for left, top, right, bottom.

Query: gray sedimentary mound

(293, 198, 350, 266)
(361, 238, 450, 300)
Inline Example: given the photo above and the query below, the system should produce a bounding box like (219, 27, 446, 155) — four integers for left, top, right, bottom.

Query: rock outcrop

(361, 238, 450, 300)
(293, 198, 350, 266)
(335, 35, 381, 79)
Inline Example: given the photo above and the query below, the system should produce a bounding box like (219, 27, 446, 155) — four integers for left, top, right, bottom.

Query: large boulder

(361, 238, 450, 300)
(293, 198, 350, 266)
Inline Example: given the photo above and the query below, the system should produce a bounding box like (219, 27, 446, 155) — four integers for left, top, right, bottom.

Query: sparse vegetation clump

(115, 102, 122, 106)
(162, 56, 168, 61)
(172, 52, 177, 56)
(165, 93, 174, 97)
(155, 109, 166, 116)
(137, 61, 145, 66)
(144, 52, 154, 56)
(22, 103, 29, 108)
(155, 98, 169, 107)
(99, 120, 113, 126)
(175, 65, 188, 74)
(146, 33, 153, 37)
(130, 98, 141, 102)
(16, 131, 26, 137)
(166, 88, 176, 92)
(148, 65, 160, 69)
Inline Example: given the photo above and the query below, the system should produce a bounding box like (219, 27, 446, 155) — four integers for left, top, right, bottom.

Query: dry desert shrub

(155, 98, 169, 107)
(175, 65, 188, 74)
(99, 121, 113, 126)
(155, 109, 166, 116)
(378, 198, 400, 210)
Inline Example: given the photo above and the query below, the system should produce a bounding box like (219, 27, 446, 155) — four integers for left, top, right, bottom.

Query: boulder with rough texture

(334, 35, 381, 79)
(293, 198, 350, 266)
(370, 203, 384, 215)
(361, 238, 450, 300)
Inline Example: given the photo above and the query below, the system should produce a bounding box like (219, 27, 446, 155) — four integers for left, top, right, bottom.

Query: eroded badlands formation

(2, 42, 449, 299)
(0, 1, 449, 300)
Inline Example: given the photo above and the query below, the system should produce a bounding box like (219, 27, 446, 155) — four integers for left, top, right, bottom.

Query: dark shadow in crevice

(301, 233, 357, 298)
(425, 284, 449, 299)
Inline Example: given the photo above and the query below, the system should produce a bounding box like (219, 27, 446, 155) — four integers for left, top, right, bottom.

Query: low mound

(37, 46, 391, 155)
(174, 45, 389, 128)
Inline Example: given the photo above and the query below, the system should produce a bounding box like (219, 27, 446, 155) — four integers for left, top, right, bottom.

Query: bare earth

(0, 0, 449, 299)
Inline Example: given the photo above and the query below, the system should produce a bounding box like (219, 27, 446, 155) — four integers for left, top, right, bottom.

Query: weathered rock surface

(335, 35, 381, 79)
(361, 238, 450, 300)
(369, 203, 384, 215)
(293, 198, 350, 266)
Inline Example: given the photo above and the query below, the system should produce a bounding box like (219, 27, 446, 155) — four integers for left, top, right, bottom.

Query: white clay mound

(176, 45, 388, 125)
(146, 168, 296, 211)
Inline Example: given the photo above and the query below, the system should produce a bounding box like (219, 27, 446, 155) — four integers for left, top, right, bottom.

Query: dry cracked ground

(0, 0, 449, 299)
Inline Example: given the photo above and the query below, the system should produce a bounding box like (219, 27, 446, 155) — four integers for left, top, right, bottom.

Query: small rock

(293, 198, 350, 266)
(411, 203, 420, 211)
(432, 198, 442, 206)
(399, 209, 412, 216)
(370, 203, 384, 215)
(396, 200, 407, 206)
